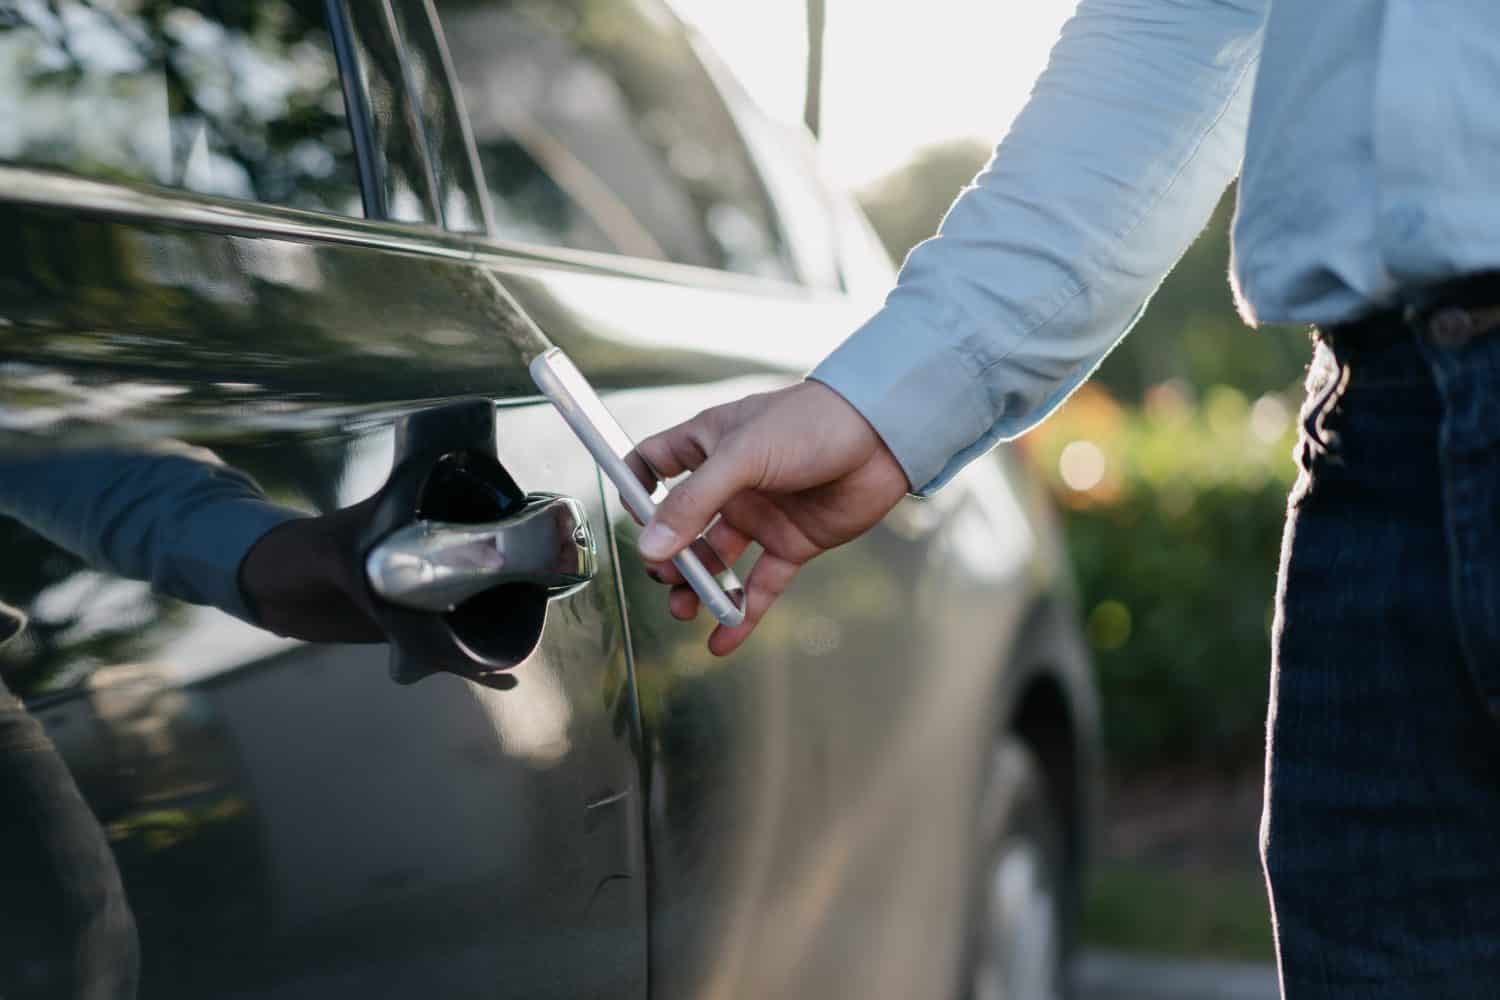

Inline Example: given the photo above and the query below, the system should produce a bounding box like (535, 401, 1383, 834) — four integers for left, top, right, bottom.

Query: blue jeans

(1267, 317, 1500, 997)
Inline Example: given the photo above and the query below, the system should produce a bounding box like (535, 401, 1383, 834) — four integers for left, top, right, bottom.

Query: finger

(644, 559, 685, 586)
(624, 450, 659, 495)
(639, 442, 759, 562)
(620, 496, 647, 527)
(668, 584, 700, 621)
(642, 515, 747, 587)
(630, 419, 711, 484)
(707, 551, 801, 657)
(642, 511, 748, 588)
(642, 560, 674, 584)
(704, 517, 753, 569)
(719, 491, 822, 566)
(628, 418, 719, 528)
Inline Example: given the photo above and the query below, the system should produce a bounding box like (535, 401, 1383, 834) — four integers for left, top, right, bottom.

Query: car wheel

(965, 739, 1069, 1000)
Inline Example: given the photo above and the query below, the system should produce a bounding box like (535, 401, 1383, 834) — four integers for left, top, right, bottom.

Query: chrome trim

(416, 0, 498, 235)
(323, 0, 383, 219)
(366, 494, 597, 612)
(469, 236, 836, 299)
(376, 0, 444, 220)
(0, 164, 844, 301)
(0, 165, 473, 260)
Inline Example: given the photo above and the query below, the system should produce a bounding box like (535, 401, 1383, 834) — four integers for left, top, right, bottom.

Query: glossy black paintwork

(0, 186, 648, 998)
(0, 2, 1099, 997)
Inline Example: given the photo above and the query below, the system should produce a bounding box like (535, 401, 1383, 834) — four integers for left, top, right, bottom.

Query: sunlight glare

(669, 0, 1076, 188)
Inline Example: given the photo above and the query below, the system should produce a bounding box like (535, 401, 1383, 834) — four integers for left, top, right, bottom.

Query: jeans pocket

(1288, 343, 1349, 509)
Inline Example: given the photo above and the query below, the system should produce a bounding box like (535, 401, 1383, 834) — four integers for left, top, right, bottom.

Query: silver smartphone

(529, 347, 748, 627)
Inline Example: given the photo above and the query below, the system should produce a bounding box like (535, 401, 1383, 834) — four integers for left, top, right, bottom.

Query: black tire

(962, 739, 1070, 1000)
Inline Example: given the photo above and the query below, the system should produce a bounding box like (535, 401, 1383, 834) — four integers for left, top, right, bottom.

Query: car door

(427, 3, 1071, 998)
(0, 3, 646, 998)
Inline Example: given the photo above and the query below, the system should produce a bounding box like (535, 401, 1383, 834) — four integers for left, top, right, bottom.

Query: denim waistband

(1319, 270, 1500, 359)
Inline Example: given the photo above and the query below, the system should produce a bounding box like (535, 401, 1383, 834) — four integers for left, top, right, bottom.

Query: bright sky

(670, 0, 1076, 189)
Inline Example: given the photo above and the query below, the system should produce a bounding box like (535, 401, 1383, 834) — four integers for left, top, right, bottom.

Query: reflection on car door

(0, 6, 647, 998)
(489, 258, 1048, 1000)
(0, 184, 649, 1000)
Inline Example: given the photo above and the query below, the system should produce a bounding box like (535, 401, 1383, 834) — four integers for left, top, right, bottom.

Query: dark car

(0, 2, 1099, 998)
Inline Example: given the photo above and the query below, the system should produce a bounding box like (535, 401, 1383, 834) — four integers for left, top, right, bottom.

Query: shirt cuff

(173, 500, 305, 625)
(808, 299, 997, 496)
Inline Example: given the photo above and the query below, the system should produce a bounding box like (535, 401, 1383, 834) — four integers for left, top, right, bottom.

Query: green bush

(1027, 382, 1299, 775)
(1084, 860, 1275, 961)
(859, 139, 1315, 777)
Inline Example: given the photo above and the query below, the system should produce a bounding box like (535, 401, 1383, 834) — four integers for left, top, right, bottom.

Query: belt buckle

(1422, 305, 1500, 349)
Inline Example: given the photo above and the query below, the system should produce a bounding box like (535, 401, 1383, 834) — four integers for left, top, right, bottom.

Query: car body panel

(602, 358, 1069, 1000)
(479, 237, 1092, 999)
(0, 175, 647, 999)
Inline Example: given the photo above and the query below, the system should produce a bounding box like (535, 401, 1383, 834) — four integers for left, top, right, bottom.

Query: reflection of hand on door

(0, 444, 379, 642)
(238, 495, 385, 643)
(0, 599, 22, 647)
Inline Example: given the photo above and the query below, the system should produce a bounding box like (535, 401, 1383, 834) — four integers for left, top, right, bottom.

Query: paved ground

(1077, 950, 1279, 1000)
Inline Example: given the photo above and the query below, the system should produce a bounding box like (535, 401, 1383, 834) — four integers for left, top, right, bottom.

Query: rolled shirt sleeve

(811, 0, 1268, 494)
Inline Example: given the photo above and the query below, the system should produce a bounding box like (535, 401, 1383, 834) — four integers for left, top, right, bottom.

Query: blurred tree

(857, 139, 994, 274)
(1027, 386, 1295, 774)
(0, 0, 360, 214)
(858, 139, 1316, 775)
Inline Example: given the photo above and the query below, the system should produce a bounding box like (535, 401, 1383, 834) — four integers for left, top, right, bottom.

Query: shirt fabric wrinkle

(812, 0, 1499, 496)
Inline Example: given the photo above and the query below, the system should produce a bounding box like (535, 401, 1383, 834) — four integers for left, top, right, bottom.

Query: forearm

(812, 0, 1267, 494)
(0, 446, 302, 623)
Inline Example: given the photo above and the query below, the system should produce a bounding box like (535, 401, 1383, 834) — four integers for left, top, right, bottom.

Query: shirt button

(1428, 307, 1476, 348)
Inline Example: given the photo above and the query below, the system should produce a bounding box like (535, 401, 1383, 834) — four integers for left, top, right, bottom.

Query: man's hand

(238, 497, 385, 644)
(628, 380, 910, 656)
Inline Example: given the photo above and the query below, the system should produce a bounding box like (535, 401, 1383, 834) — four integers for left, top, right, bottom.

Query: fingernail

(638, 522, 675, 561)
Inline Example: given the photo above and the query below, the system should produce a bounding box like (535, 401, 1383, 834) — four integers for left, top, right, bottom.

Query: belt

(1319, 271, 1500, 354)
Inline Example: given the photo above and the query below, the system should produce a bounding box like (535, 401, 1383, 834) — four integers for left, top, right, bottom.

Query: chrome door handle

(365, 493, 597, 613)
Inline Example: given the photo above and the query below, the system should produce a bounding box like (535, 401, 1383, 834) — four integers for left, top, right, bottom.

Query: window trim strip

(325, 0, 385, 219)
(411, 0, 498, 235)
(374, 0, 446, 222)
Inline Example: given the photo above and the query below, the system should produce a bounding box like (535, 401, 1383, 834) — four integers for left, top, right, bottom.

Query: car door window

(0, 0, 362, 217)
(433, 0, 795, 282)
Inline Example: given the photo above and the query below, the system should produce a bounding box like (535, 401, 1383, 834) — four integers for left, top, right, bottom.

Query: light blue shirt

(811, 0, 1500, 495)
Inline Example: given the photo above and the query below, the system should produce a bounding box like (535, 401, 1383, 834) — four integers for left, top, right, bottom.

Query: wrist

(799, 378, 911, 492)
(808, 299, 991, 496)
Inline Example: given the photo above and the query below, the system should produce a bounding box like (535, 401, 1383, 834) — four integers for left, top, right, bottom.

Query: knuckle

(724, 433, 770, 485)
(658, 483, 703, 527)
(634, 437, 666, 465)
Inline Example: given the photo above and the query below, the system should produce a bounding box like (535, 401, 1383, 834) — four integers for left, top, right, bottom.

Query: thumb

(638, 441, 758, 562)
